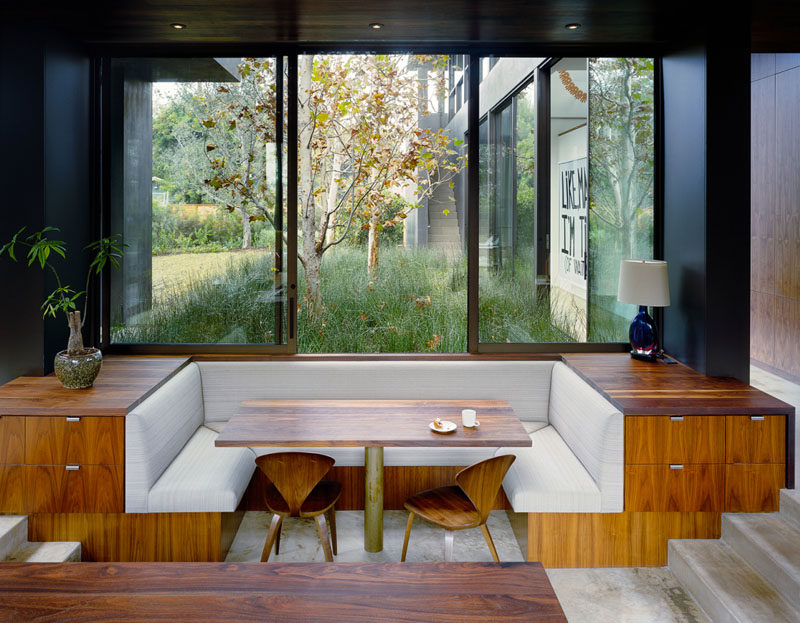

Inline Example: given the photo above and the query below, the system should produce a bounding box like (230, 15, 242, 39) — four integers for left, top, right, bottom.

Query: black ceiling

(1, 0, 796, 52)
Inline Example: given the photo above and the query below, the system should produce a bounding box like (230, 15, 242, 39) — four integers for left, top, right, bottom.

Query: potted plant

(0, 227, 126, 389)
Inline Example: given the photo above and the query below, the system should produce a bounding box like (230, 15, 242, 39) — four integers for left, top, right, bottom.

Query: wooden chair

(401, 454, 516, 562)
(254, 452, 341, 562)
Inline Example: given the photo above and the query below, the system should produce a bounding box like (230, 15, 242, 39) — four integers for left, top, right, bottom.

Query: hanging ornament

(557, 70, 587, 103)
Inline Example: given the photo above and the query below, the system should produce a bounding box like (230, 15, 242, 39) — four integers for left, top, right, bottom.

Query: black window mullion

(467, 53, 480, 353)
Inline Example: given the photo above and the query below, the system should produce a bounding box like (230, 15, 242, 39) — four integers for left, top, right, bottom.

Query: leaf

(453, 139, 464, 146)
(206, 143, 217, 152)
(316, 112, 329, 123)
(202, 119, 216, 128)
(420, 152, 433, 159)
(442, 209, 450, 216)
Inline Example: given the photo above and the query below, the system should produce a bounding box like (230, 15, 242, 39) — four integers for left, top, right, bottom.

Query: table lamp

(617, 259, 670, 361)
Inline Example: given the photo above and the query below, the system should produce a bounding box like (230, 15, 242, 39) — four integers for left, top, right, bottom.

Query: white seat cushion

(148, 426, 256, 513)
(384, 447, 497, 466)
(497, 425, 602, 513)
(126, 363, 205, 513)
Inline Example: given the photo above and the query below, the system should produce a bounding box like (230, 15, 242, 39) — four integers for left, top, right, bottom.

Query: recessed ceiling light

(170, 23, 187, 30)
(369, 22, 384, 30)
(565, 23, 581, 30)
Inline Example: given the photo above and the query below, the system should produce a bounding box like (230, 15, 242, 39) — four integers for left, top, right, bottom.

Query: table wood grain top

(215, 400, 532, 448)
(0, 356, 191, 416)
(0, 562, 566, 622)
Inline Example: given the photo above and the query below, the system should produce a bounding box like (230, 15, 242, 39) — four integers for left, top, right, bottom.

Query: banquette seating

(125, 360, 624, 518)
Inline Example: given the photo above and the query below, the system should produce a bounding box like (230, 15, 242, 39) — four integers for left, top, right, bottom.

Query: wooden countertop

(0, 356, 191, 416)
(0, 561, 567, 622)
(563, 353, 795, 416)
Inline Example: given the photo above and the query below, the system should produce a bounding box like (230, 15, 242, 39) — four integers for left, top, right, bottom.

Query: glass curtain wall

(477, 56, 655, 345)
(108, 57, 288, 346)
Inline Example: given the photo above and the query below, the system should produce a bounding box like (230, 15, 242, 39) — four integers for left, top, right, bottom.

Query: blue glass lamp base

(629, 306, 660, 362)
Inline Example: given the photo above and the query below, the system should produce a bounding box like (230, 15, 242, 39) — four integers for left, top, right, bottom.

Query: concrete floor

(226, 510, 708, 622)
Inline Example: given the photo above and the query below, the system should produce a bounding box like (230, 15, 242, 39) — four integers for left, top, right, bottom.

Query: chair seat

(404, 485, 481, 530)
(265, 480, 342, 518)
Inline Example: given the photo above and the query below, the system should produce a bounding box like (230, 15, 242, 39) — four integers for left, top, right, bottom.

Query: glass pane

(478, 56, 655, 345)
(296, 54, 467, 352)
(587, 58, 655, 341)
(109, 57, 285, 344)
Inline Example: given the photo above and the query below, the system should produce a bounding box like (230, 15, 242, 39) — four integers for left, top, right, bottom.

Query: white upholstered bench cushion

(126, 363, 205, 513)
(384, 447, 497, 466)
(497, 425, 602, 513)
(147, 426, 256, 513)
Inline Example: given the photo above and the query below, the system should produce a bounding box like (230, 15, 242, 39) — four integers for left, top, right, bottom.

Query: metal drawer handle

(670, 416, 684, 421)
(65, 465, 80, 471)
(66, 417, 81, 422)
(750, 416, 765, 421)
(669, 464, 684, 470)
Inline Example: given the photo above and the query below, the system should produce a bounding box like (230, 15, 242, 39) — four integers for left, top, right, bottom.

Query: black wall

(0, 24, 91, 384)
(662, 28, 751, 381)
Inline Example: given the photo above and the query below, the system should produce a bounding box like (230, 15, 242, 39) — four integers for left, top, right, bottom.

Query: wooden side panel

(0, 465, 26, 513)
(526, 511, 721, 567)
(240, 465, 511, 511)
(725, 415, 785, 463)
(625, 416, 725, 464)
(0, 415, 24, 464)
(725, 464, 785, 512)
(625, 464, 724, 511)
(25, 416, 125, 465)
(26, 465, 124, 513)
(27, 512, 231, 562)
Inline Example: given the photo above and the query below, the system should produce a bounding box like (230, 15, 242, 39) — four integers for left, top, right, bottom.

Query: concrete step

(669, 539, 800, 623)
(779, 489, 800, 531)
(3, 541, 81, 563)
(0, 516, 27, 560)
(722, 512, 800, 612)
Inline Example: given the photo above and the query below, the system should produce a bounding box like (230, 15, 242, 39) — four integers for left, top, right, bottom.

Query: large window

(477, 56, 655, 346)
(103, 53, 655, 353)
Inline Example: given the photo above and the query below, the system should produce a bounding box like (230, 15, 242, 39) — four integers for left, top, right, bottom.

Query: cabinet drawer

(725, 415, 785, 464)
(25, 464, 124, 513)
(25, 416, 124, 465)
(625, 464, 724, 511)
(0, 465, 26, 513)
(625, 416, 725, 464)
(725, 464, 784, 512)
(0, 415, 25, 464)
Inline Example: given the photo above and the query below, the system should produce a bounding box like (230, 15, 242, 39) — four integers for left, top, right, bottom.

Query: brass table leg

(364, 446, 384, 552)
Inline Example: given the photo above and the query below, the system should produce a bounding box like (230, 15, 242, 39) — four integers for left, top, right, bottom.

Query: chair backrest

(456, 454, 516, 524)
(255, 452, 335, 516)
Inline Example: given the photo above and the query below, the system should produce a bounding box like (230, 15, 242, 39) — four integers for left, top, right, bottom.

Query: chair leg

(261, 514, 283, 562)
(326, 507, 337, 556)
(275, 518, 282, 555)
(480, 523, 500, 562)
(401, 512, 415, 562)
(315, 513, 334, 562)
(444, 530, 454, 562)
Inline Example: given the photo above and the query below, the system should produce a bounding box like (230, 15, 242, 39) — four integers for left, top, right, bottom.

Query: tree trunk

(66, 311, 85, 356)
(324, 152, 343, 246)
(367, 212, 381, 281)
(298, 54, 324, 317)
(240, 205, 252, 249)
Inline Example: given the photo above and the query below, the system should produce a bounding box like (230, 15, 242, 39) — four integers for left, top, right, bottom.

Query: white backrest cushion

(196, 360, 556, 423)
(126, 363, 205, 512)
(548, 362, 623, 512)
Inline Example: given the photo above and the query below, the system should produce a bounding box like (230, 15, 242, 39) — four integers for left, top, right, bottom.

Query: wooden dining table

(215, 399, 532, 552)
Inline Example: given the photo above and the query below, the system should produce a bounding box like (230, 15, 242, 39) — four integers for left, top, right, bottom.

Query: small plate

(430, 420, 457, 433)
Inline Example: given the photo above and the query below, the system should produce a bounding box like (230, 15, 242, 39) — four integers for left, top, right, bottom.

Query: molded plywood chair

(255, 452, 341, 562)
(401, 454, 516, 562)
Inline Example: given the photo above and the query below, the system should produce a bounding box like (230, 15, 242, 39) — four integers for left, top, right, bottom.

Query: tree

(588, 58, 655, 262)
(202, 55, 464, 317)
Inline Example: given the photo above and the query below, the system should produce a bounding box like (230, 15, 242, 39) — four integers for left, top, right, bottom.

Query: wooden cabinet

(625, 414, 785, 513)
(0, 414, 124, 513)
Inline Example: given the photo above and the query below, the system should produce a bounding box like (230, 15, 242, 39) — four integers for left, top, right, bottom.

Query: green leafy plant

(1, 227, 126, 355)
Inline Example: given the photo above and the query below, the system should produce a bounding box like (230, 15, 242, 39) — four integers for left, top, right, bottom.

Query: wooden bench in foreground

(0, 561, 567, 622)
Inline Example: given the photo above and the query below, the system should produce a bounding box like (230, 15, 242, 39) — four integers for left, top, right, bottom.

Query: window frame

(94, 44, 662, 356)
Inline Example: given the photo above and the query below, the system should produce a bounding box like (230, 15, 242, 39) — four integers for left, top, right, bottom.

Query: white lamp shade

(617, 259, 670, 307)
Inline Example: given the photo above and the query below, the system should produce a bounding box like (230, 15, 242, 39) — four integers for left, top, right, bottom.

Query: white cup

(461, 408, 479, 428)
